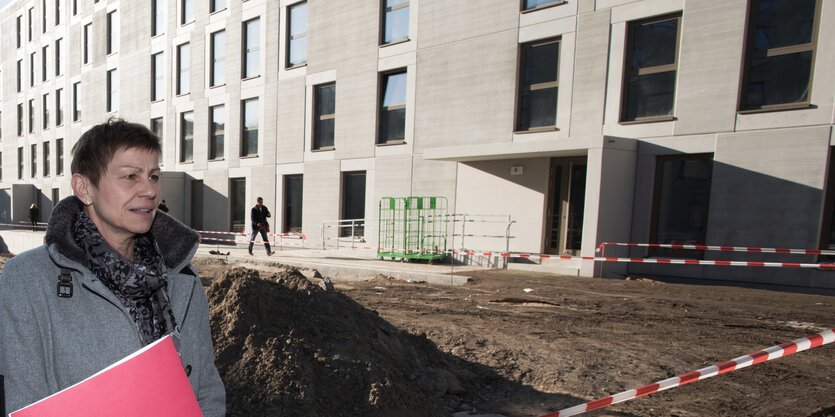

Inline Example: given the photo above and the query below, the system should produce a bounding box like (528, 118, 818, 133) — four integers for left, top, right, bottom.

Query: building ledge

(422, 135, 635, 162)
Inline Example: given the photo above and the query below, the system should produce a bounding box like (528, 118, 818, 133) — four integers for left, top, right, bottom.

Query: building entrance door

(545, 158, 587, 255)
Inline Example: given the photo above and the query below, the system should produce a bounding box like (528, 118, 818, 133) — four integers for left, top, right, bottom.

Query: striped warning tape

(596, 242, 835, 256)
(540, 328, 835, 417)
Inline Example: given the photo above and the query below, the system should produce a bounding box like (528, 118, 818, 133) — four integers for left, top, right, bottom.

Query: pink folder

(11, 335, 203, 417)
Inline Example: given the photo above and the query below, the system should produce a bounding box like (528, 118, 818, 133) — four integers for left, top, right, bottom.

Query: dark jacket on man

(251, 204, 271, 231)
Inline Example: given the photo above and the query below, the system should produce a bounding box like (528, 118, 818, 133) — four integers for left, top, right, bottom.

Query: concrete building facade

(1, 0, 833, 287)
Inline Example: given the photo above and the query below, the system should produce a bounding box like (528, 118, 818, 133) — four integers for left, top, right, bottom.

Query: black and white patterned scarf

(72, 211, 177, 346)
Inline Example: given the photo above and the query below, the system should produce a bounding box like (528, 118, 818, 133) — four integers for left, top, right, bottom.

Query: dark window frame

(312, 82, 336, 151)
(620, 13, 682, 123)
(738, 0, 822, 113)
(376, 69, 407, 145)
(515, 37, 560, 132)
(240, 98, 259, 157)
(56, 138, 64, 175)
(379, 0, 409, 45)
(209, 104, 225, 160)
(179, 110, 194, 163)
(151, 52, 165, 101)
(242, 18, 260, 79)
(177, 42, 190, 95)
(285, 2, 308, 68)
(210, 30, 226, 87)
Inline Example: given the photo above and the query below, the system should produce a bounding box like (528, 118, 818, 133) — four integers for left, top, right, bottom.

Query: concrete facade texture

(0, 0, 834, 287)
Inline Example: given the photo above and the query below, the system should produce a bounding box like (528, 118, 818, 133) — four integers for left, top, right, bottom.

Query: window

(287, 2, 307, 67)
(152, 0, 165, 36)
(42, 93, 49, 129)
(107, 10, 118, 55)
(30, 144, 37, 178)
(522, 0, 562, 10)
(177, 43, 190, 95)
(16, 15, 21, 48)
(241, 98, 258, 157)
(517, 38, 559, 131)
(381, 0, 409, 44)
(84, 23, 92, 64)
(29, 99, 35, 133)
(243, 18, 260, 78)
(740, 0, 820, 111)
(55, 38, 62, 76)
(341, 172, 366, 237)
(42, 45, 49, 81)
(72, 0, 77, 15)
(152, 52, 165, 101)
(73, 81, 81, 121)
(229, 178, 246, 232)
(55, 88, 63, 126)
(107, 69, 118, 112)
(210, 31, 225, 86)
(16, 60, 22, 92)
(151, 117, 164, 139)
(180, 111, 193, 162)
(43, 142, 50, 177)
(378, 70, 406, 144)
(42, 0, 47, 33)
(18, 147, 24, 179)
(0, 152, 3, 182)
(211, 0, 226, 13)
(209, 105, 225, 160)
(17, 104, 23, 136)
(283, 175, 303, 233)
(55, 0, 61, 25)
(313, 83, 335, 150)
(181, 0, 194, 25)
(621, 14, 681, 122)
(30, 52, 36, 87)
(28, 7, 33, 42)
(56, 138, 64, 175)
(650, 154, 713, 258)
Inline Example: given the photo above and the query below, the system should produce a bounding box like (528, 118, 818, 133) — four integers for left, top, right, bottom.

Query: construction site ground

(195, 247, 835, 417)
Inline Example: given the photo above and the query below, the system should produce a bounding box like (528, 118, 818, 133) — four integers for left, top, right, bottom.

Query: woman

(0, 119, 225, 415)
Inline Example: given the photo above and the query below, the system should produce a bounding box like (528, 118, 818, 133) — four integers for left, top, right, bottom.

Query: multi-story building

(0, 0, 833, 287)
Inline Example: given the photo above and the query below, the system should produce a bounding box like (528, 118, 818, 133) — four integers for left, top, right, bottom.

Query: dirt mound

(208, 265, 463, 417)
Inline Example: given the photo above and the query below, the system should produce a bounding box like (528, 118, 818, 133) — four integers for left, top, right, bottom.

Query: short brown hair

(71, 118, 161, 186)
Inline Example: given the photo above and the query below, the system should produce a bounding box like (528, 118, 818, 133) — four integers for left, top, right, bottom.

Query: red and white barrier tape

(596, 242, 835, 256)
(540, 328, 835, 417)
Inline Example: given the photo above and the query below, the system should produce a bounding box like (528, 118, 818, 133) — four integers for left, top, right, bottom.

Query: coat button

(184, 364, 192, 376)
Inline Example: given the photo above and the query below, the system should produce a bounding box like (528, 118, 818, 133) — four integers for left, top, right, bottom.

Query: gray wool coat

(0, 196, 226, 416)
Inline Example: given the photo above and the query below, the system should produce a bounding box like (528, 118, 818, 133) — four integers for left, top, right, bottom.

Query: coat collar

(45, 196, 199, 271)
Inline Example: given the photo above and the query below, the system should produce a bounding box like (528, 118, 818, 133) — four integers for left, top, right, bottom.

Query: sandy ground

(196, 258, 834, 417)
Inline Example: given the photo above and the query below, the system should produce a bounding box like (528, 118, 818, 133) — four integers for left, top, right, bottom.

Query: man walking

(249, 197, 273, 256)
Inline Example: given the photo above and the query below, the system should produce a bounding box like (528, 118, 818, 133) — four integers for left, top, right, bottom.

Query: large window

(181, 0, 194, 25)
(17, 147, 24, 179)
(209, 105, 225, 160)
(229, 178, 246, 232)
(29, 52, 35, 87)
(241, 98, 259, 157)
(107, 68, 118, 112)
(313, 83, 335, 150)
(341, 172, 366, 237)
(740, 0, 820, 111)
(378, 70, 406, 144)
(16, 60, 22, 92)
(42, 93, 49, 129)
(55, 38, 62, 76)
(180, 111, 194, 162)
(56, 138, 63, 175)
(177, 43, 190, 95)
(381, 0, 409, 44)
(287, 2, 307, 67)
(210, 31, 225, 87)
(42, 45, 49, 81)
(42, 0, 46, 32)
(211, 0, 226, 13)
(16, 15, 21, 48)
(28, 7, 33, 41)
(152, 52, 165, 101)
(30, 144, 37, 178)
(55, 0, 61, 25)
(17, 104, 23, 136)
(621, 14, 680, 122)
(283, 175, 303, 233)
(651, 154, 713, 257)
(152, 0, 165, 36)
(243, 18, 260, 78)
(151, 117, 164, 139)
(72, 81, 81, 121)
(55, 88, 63, 126)
(28, 99, 35, 133)
(43, 142, 50, 177)
(83, 23, 92, 64)
(522, 0, 562, 10)
(517, 38, 559, 131)
(107, 10, 118, 55)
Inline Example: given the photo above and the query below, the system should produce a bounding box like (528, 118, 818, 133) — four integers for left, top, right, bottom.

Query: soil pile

(207, 266, 465, 417)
